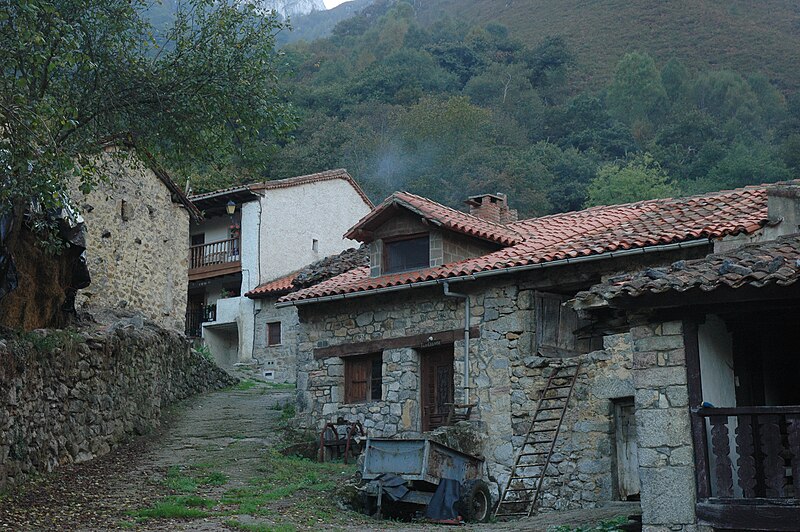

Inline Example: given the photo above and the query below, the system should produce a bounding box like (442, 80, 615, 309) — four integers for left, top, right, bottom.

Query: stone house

(187, 169, 372, 369)
(573, 185, 800, 530)
(71, 146, 201, 331)
(245, 247, 368, 383)
(276, 183, 800, 525)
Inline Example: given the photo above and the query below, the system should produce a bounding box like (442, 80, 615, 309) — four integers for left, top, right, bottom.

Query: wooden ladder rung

(494, 362, 582, 520)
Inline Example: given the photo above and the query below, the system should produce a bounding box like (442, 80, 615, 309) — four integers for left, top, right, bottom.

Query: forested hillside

(192, 1, 800, 217)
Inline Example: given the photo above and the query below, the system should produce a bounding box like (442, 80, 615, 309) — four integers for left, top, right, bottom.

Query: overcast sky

(323, 0, 349, 8)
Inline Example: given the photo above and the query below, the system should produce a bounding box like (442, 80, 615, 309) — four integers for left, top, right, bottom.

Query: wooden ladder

(494, 362, 582, 519)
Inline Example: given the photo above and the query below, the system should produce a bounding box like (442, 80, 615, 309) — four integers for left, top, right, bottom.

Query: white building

(186, 169, 372, 369)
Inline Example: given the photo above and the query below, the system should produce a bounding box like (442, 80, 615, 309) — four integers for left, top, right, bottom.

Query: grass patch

(279, 402, 295, 421)
(233, 379, 258, 391)
(129, 500, 210, 520)
(225, 520, 295, 532)
(219, 452, 356, 517)
(201, 471, 229, 486)
(164, 465, 198, 493)
(550, 516, 629, 532)
(134, 454, 362, 527)
(263, 382, 296, 390)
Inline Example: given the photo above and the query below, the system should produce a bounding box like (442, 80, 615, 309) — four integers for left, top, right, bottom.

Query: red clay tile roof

(189, 169, 374, 209)
(245, 271, 299, 298)
(574, 234, 800, 308)
(345, 191, 523, 246)
(279, 185, 771, 304)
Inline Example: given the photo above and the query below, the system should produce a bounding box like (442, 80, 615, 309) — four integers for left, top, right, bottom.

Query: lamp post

(226, 200, 239, 256)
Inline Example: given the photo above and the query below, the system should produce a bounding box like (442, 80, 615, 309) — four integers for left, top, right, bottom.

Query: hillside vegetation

(187, 1, 800, 218)
(415, 0, 800, 91)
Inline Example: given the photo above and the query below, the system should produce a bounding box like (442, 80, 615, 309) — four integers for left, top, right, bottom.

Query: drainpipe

(443, 281, 471, 406)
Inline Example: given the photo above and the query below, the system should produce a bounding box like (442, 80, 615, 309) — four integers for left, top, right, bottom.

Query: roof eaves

(276, 238, 712, 308)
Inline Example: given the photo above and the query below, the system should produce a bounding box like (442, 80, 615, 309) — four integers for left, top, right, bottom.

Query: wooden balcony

(694, 406, 800, 530)
(188, 237, 241, 281)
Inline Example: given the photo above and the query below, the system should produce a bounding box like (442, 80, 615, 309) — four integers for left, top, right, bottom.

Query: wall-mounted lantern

(226, 200, 236, 216)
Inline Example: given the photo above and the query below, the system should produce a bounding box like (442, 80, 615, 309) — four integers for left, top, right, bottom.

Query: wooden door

(421, 346, 454, 432)
(615, 398, 641, 500)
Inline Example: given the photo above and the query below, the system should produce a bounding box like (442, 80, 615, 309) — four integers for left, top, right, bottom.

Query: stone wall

(630, 321, 698, 531)
(296, 286, 464, 435)
(508, 334, 635, 511)
(295, 275, 638, 510)
(0, 314, 236, 488)
(71, 150, 190, 332)
(253, 296, 299, 383)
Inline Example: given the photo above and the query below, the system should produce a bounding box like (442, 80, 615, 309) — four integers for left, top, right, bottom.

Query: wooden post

(684, 319, 711, 499)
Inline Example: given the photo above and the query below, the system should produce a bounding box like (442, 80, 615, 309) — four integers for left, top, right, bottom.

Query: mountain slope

(414, 0, 800, 90)
(278, 0, 373, 44)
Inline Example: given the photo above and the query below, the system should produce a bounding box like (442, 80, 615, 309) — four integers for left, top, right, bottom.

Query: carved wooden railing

(696, 406, 800, 500)
(189, 237, 240, 270)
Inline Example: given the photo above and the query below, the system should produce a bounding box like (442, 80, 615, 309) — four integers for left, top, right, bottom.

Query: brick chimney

(466, 193, 518, 224)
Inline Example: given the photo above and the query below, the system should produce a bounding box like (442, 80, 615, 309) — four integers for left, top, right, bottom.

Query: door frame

(419, 345, 455, 432)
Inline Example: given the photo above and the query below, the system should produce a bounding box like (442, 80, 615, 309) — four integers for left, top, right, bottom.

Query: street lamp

(226, 200, 236, 216)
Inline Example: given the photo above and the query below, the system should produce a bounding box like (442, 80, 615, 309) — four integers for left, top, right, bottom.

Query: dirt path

(0, 379, 637, 531)
(0, 380, 298, 531)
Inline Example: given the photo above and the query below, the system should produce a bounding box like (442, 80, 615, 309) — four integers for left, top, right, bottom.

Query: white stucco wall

(192, 176, 371, 366)
(240, 200, 261, 294)
(190, 214, 234, 244)
(258, 179, 370, 283)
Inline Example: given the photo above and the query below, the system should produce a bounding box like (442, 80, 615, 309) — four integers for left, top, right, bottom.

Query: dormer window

(383, 234, 430, 274)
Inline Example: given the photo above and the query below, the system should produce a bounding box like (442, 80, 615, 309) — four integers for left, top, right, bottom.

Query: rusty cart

(360, 437, 491, 523)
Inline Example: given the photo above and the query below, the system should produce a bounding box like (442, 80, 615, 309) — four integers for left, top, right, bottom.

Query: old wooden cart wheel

(458, 479, 491, 523)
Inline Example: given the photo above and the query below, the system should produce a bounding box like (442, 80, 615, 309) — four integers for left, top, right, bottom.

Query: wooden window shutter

(535, 291, 582, 358)
(267, 322, 281, 346)
(345, 357, 369, 403)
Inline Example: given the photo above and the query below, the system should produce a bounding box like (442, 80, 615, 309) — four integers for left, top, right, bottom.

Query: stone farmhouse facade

(186, 170, 372, 372)
(573, 184, 800, 530)
(275, 183, 800, 529)
(71, 146, 201, 331)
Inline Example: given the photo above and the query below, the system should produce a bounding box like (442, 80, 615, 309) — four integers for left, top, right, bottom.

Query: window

(534, 291, 602, 357)
(191, 233, 205, 246)
(267, 322, 281, 346)
(312, 239, 319, 252)
(384, 235, 430, 274)
(345, 353, 382, 403)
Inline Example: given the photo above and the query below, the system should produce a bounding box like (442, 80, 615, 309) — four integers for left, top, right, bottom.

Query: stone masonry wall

(296, 277, 637, 510)
(508, 334, 635, 511)
(253, 296, 299, 383)
(71, 151, 190, 332)
(630, 321, 698, 531)
(0, 314, 236, 488)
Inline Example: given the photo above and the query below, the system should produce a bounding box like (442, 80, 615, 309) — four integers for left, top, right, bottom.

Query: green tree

(586, 154, 678, 207)
(606, 52, 668, 126)
(1, 0, 293, 224)
(660, 58, 690, 104)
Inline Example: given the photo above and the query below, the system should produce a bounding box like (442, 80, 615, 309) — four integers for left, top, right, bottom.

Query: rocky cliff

(260, 0, 325, 18)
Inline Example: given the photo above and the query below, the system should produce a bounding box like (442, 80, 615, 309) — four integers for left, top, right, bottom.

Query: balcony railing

(696, 406, 800, 500)
(189, 237, 241, 280)
(185, 306, 215, 337)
